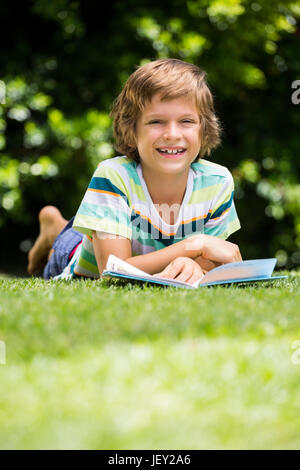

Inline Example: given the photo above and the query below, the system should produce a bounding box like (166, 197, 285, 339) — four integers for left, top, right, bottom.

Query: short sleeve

(72, 163, 132, 239)
(204, 170, 241, 239)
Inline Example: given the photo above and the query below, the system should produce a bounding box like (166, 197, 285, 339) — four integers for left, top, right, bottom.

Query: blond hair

(110, 58, 221, 162)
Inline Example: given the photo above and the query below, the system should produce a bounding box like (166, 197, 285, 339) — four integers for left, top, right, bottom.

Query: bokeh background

(0, 0, 299, 276)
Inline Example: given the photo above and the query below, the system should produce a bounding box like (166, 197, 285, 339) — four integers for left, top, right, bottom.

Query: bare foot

(27, 206, 68, 275)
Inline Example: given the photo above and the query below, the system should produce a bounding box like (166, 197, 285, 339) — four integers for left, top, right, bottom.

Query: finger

(195, 256, 219, 272)
(174, 267, 194, 282)
(185, 269, 204, 285)
(161, 259, 188, 279)
(175, 273, 192, 282)
(176, 263, 204, 283)
(153, 271, 175, 279)
(153, 263, 182, 279)
(231, 244, 242, 262)
(233, 251, 242, 262)
(167, 266, 184, 279)
(153, 264, 173, 277)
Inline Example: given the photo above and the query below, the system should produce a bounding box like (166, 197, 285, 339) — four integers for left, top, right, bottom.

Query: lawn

(0, 271, 299, 450)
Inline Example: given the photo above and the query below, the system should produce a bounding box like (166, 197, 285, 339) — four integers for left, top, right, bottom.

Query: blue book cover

(102, 256, 287, 289)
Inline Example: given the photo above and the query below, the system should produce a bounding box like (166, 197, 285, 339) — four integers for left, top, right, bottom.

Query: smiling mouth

(156, 148, 186, 157)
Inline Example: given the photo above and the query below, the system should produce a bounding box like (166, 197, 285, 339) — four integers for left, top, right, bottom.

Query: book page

(198, 258, 277, 285)
(105, 255, 150, 276)
(105, 255, 198, 287)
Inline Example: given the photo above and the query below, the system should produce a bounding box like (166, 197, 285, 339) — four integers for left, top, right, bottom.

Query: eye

(148, 120, 163, 124)
(181, 119, 196, 124)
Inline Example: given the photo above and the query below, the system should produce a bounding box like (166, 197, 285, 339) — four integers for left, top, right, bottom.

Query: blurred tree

(0, 0, 299, 274)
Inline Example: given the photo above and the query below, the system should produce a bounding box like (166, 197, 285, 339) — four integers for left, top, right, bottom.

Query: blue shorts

(43, 217, 83, 279)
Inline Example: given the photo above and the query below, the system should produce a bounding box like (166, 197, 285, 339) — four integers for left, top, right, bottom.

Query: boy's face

(135, 93, 201, 178)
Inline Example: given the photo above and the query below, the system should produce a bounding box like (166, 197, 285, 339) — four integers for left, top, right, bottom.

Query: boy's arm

(92, 231, 204, 275)
(92, 231, 242, 275)
(92, 232, 132, 275)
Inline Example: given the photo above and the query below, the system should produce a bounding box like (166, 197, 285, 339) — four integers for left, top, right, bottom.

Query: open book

(102, 255, 287, 289)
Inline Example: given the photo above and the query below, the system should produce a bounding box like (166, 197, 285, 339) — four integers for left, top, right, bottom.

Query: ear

(127, 136, 137, 149)
(126, 125, 137, 149)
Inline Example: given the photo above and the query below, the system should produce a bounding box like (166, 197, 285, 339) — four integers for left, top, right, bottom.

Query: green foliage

(0, 0, 299, 269)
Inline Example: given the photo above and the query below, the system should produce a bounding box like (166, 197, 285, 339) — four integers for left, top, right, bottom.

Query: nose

(163, 121, 181, 140)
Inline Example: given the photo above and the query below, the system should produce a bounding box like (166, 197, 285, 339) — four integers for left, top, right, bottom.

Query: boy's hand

(153, 257, 204, 285)
(195, 255, 221, 274)
(185, 234, 242, 264)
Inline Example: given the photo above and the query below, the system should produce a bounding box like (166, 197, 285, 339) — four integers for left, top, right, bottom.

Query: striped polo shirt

(54, 155, 241, 279)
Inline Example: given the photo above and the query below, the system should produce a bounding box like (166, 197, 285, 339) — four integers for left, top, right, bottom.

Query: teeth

(158, 149, 184, 154)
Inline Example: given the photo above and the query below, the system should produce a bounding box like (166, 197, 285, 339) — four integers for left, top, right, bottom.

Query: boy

(27, 58, 242, 285)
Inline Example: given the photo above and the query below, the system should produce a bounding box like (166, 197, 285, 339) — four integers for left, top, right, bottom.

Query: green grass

(0, 271, 299, 449)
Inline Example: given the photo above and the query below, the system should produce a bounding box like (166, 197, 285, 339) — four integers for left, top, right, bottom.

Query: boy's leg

(27, 206, 68, 275)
